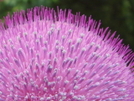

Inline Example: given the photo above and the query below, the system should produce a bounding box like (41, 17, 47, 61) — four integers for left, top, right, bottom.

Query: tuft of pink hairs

(0, 6, 134, 101)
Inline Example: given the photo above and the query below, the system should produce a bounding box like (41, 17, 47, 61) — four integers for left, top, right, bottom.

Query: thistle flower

(0, 6, 134, 101)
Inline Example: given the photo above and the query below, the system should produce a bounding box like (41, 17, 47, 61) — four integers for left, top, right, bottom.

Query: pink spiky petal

(0, 6, 134, 101)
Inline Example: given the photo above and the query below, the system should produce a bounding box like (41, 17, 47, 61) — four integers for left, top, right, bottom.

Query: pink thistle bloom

(0, 6, 134, 101)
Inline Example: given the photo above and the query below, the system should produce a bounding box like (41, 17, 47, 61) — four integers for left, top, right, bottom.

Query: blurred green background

(0, 0, 134, 51)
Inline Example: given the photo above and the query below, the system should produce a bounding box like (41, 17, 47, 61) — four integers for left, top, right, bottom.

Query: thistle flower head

(0, 6, 134, 101)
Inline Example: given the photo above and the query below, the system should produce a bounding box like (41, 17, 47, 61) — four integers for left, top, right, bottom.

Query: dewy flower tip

(0, 6, 134, 101)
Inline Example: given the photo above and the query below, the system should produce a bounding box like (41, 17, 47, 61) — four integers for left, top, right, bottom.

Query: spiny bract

(0, 6, 134, 101)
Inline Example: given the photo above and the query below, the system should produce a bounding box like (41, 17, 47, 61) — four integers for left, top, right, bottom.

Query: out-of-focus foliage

(0, 0, 134, 50)
(0, 0, 52, 18)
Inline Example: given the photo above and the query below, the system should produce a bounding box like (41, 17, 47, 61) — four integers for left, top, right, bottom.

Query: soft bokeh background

(0, 0, 134, 51)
